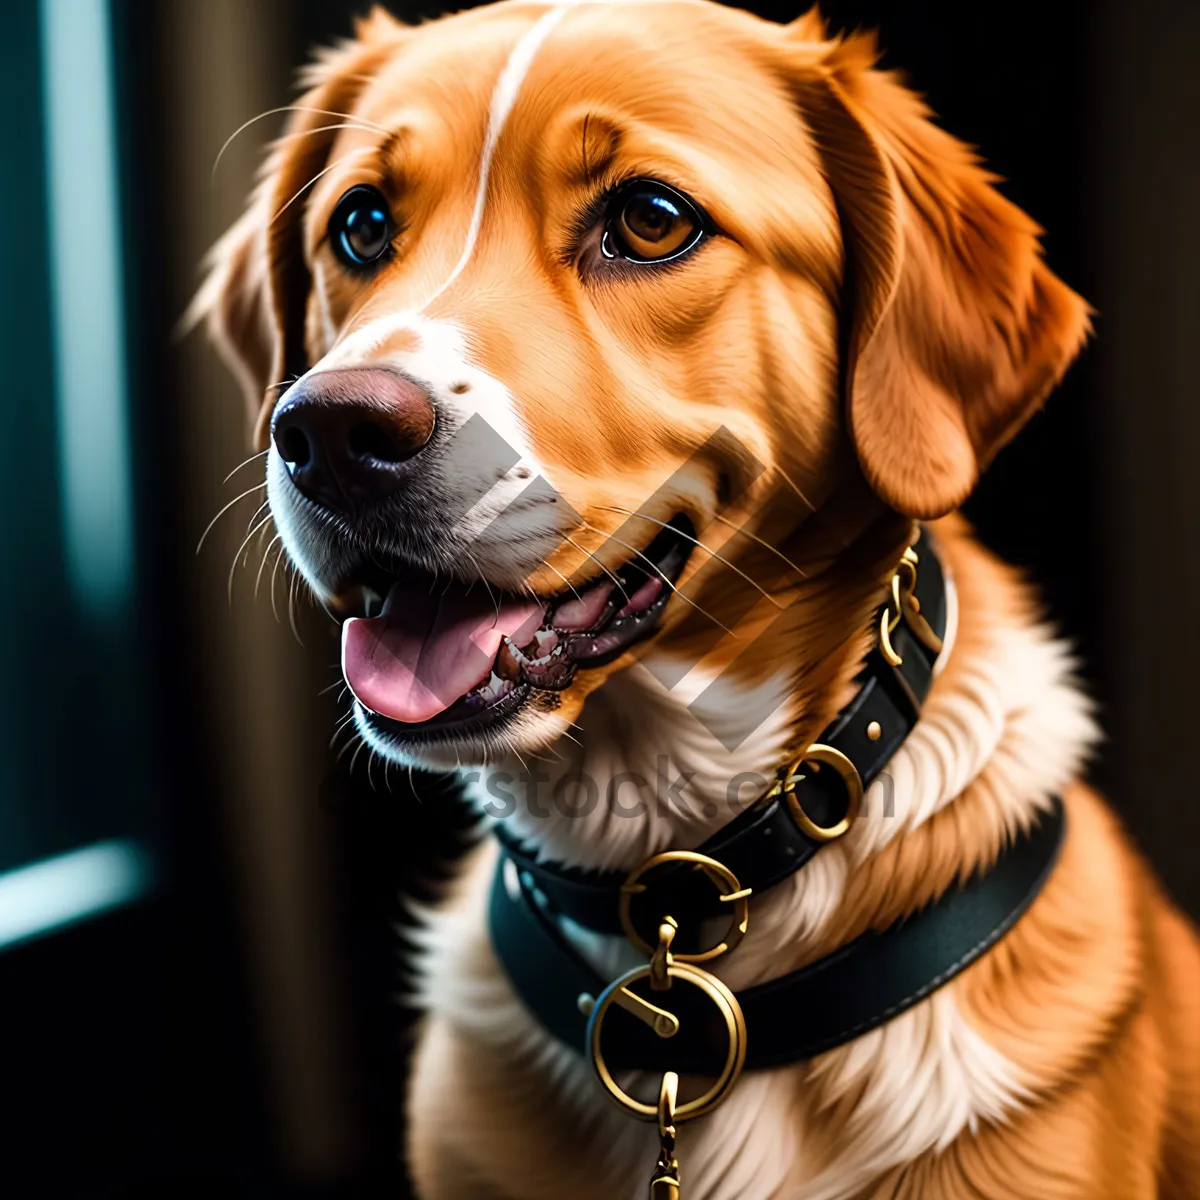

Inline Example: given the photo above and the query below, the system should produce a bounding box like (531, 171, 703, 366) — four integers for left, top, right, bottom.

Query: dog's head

(196, 1, 1087, 769)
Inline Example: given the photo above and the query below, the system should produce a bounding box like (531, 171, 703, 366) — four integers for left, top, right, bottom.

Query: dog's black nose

(271, 368, 435, 515)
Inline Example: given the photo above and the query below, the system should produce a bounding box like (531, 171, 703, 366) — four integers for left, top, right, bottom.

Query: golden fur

(196, 2, 1200, 1195)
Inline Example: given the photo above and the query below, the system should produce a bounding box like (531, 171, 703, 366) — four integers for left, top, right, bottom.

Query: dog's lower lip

(339, 514, 697, 743)
(359, 679, 532, 746)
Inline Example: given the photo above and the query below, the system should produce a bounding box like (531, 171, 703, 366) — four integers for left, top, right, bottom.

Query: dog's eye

(329, 186, 394, 268)
(602, 182, 706, 264)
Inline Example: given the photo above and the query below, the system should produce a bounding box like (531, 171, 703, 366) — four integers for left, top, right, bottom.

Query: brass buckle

(619, 850, 752, 964)
(880, 544, 943, 666)
(770, 743, 862, 842)
(587, 960, 747, 1122)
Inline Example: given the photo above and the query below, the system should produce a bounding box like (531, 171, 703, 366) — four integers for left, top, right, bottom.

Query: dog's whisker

(288, 569, 304, 645)
(229, 513, 275, 601)
(256, 525, 276, 568)
(331, 713, 361, 757)
(260, 377, 300, 406)
(211, 105, 390, 183)
(579, 521, 735, 636)
(348, 736, 368, 775)
(244, 504, 272, 546)
(329, 711, 357, 749)
(710, 513, 810, 581)
(222, 449, 269, 486)
(242, 499, 271, 537)
(774, 466, 817, 513)
(271, 147, 375, 227)
(314, 594, 341, 626)
(250, 514, 274, 565)
(335, 734, 358, 761)
(539, 559, 584, 604)
(255, 533, 283, 599)
(196, 482, 268, 555)
(239, 122, 390, 190)
(269, 543, 286, 624)
(594, 506, 785, 610)
(562, 535, 632, 606)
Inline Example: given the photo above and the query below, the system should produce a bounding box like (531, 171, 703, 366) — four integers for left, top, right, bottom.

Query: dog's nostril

(268, 369, 435, 515)
(347, 420, 404, 464)
(278, 425, 311, 467)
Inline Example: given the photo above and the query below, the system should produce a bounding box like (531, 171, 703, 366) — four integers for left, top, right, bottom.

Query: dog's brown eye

(329, 185, 394, 268)
(603, 182, 707, 264)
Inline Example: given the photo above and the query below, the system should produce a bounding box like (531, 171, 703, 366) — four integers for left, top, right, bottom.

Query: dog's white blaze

(418, 0, 703, 310)
(418, 4, 571, 313)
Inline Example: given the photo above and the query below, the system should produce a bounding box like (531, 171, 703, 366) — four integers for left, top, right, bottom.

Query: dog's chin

(306, 511, 699, 770)
(350, 686, 578, 770)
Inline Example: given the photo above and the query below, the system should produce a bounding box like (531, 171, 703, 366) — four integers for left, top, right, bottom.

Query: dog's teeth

(495, 637, 524, 682)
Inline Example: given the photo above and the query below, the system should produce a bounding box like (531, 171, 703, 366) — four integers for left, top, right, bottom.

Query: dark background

(2, 0, 1197, 1195)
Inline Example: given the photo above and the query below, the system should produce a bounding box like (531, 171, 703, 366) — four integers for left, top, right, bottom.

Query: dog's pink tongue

(342, 580, 542, 723)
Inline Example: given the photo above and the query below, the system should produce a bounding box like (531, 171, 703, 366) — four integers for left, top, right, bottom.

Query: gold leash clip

(590, 858, 753, 1198)
(649, 1072, 681, 1198)
(649, 917, 678, 991)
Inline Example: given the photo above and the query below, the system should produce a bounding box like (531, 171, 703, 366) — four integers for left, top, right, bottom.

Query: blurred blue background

(0, 0, 1196, 1195)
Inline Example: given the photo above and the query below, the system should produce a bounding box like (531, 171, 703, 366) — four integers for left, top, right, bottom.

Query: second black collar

(490, 794, 1064, 1074)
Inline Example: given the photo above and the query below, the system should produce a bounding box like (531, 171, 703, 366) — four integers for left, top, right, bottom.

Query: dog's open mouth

(336, 515, 696, 743)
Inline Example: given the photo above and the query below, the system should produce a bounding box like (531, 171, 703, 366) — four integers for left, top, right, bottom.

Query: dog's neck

(470, 657, 799, 870)
(467, 503, 914, 872)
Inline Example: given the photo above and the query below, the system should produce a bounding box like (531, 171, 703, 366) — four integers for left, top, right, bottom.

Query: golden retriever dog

(195, 2, 1200, 1195)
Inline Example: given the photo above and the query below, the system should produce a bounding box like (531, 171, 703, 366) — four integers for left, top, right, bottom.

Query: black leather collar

(490, 796, 1064, 1073)
(492, 527, 949, 941)
(485, 528, 1064, 1092)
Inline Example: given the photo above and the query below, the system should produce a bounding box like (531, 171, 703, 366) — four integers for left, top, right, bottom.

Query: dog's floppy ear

(190, 18, 405, 448)
(785, 25, 1090, 518)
